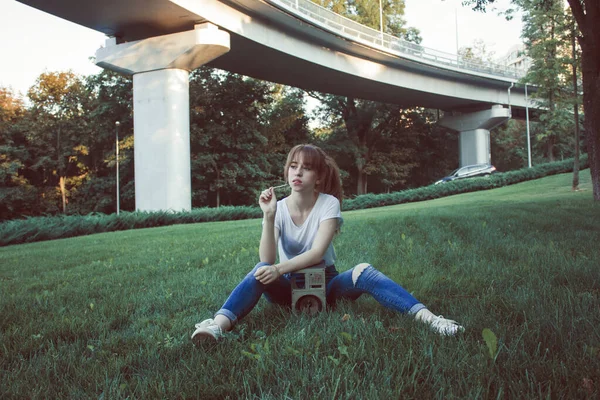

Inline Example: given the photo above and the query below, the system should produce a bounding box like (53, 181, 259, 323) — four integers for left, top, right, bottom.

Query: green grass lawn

(1, 172, 599, 399)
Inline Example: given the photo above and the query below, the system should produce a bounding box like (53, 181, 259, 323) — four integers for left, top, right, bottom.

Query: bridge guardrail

(268, 0, 526, 80)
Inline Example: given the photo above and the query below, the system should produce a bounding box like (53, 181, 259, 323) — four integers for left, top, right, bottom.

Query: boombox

(291, 265, 327, 315)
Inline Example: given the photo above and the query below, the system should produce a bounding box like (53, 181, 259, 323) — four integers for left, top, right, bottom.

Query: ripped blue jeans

(215, 262, 426, 326)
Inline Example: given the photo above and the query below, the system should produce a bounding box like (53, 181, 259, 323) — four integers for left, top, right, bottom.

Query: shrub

(0, 155, 588, 246)
(343, 155, 588, 211)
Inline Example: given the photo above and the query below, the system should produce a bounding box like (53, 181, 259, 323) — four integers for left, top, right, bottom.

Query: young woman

(192, 144, 463, 340)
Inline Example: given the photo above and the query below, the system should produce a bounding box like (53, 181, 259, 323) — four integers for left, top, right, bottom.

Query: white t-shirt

(274, 193, 343, 267)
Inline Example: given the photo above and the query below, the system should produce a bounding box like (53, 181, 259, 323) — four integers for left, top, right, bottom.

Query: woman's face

(287, 154, 319, 193)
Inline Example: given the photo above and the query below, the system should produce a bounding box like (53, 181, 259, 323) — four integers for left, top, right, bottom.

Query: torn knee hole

(351, 263, 371, 285)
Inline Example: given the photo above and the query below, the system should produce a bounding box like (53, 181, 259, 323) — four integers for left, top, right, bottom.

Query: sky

(0, 0, 523, 97)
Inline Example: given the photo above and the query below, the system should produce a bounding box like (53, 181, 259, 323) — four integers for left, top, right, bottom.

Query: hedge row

(0, 206, 262, 247)
(343, 154, 589, 211)
(0, 155, 588, 246)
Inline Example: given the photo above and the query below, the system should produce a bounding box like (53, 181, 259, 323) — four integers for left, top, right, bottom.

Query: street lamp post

(379, 0, 384, 44)
(455, 8, 460, 66)
(525, 84, 532, 168)
(115, 121, 120, 215)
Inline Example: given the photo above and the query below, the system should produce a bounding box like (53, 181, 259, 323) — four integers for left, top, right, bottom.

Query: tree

(313, 96, 450, 194)
(565, 0, 598, 198)
(566, 12, 583, 190)
(261, 86, 312, 152)
(308, 0, 426, 195)
(189, 68, 275, 207)
(458, 38, 497, 66)
(311, 95, 402, 194)
(73, 70, 135, 214)
(312, 0, 418, 40)
(517, 0, 576, 162)
(464, 0, 600, 200)
(27, 71, 93, 214)
(491, 119, 536, 170)
(365, 108, 439, 192)
(260, 85, 313, 182)
(0, 87, 36, 219)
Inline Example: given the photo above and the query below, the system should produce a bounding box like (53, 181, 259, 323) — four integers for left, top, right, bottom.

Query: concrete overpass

(18, 0, 535, 212)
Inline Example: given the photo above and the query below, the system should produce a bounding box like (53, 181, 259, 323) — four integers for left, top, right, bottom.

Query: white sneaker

(191, 318, 223, 341)
(428, 315, 464, 336)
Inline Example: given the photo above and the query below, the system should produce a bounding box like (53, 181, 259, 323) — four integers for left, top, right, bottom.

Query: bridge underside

(17, 0, 530, 118)
(207, 33, 531, 120)
(209, 32, 507, 113)
(17, 0, 534, 212)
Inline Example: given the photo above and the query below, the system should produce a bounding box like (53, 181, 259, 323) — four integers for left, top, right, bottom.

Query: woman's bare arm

(259, 215, 279, 265)
(258, 187, 278, 264)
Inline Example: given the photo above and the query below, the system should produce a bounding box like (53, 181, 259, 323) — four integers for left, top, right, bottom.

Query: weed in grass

(482, 328, 499, 360)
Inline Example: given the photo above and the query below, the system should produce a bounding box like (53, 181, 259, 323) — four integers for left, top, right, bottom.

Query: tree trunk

(339, 97, 376, 196)
(59, 176, 67, 213)
(210, 158, 221, 208)
(547, 19, 556, 163)
(547, 136, 556, 162)
(356, 130, 371, 195)
(216, 166, 221, 208)
(572, 105, 581, 191)
(581, 54, 600, 200)
(579, 39, 600, 200)
(357, 168, 366, 195)
(571, 20, 580, 191)
(568, 0, 600, 201)
(57, 125, 67, 213)
(356, 156, 367, 195)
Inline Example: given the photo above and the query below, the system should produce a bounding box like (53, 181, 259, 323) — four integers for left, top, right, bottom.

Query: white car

(435, 164, 497, 185)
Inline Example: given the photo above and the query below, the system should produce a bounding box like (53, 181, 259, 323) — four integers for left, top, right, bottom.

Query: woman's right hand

(259, 187, 277, 216)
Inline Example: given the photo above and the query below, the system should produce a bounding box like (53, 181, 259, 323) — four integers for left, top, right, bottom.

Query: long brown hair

(284, 144, 343, 207)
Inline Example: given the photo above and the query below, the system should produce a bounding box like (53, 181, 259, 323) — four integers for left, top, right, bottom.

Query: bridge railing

(268, 0, 526, 80)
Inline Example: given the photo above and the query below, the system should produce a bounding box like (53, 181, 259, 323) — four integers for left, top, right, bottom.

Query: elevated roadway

(18, 0, 531, 115)
(18, 0, 535, 211)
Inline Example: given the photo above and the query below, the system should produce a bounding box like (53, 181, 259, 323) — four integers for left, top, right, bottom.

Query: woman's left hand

(254, 265, 281, 284)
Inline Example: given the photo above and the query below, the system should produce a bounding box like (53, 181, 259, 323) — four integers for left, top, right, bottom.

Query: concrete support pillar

(95, 24, 230, 212)
(439, 105, 511, 167)
(459, 129, 491, 167)
(133, 69, 191, 211)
